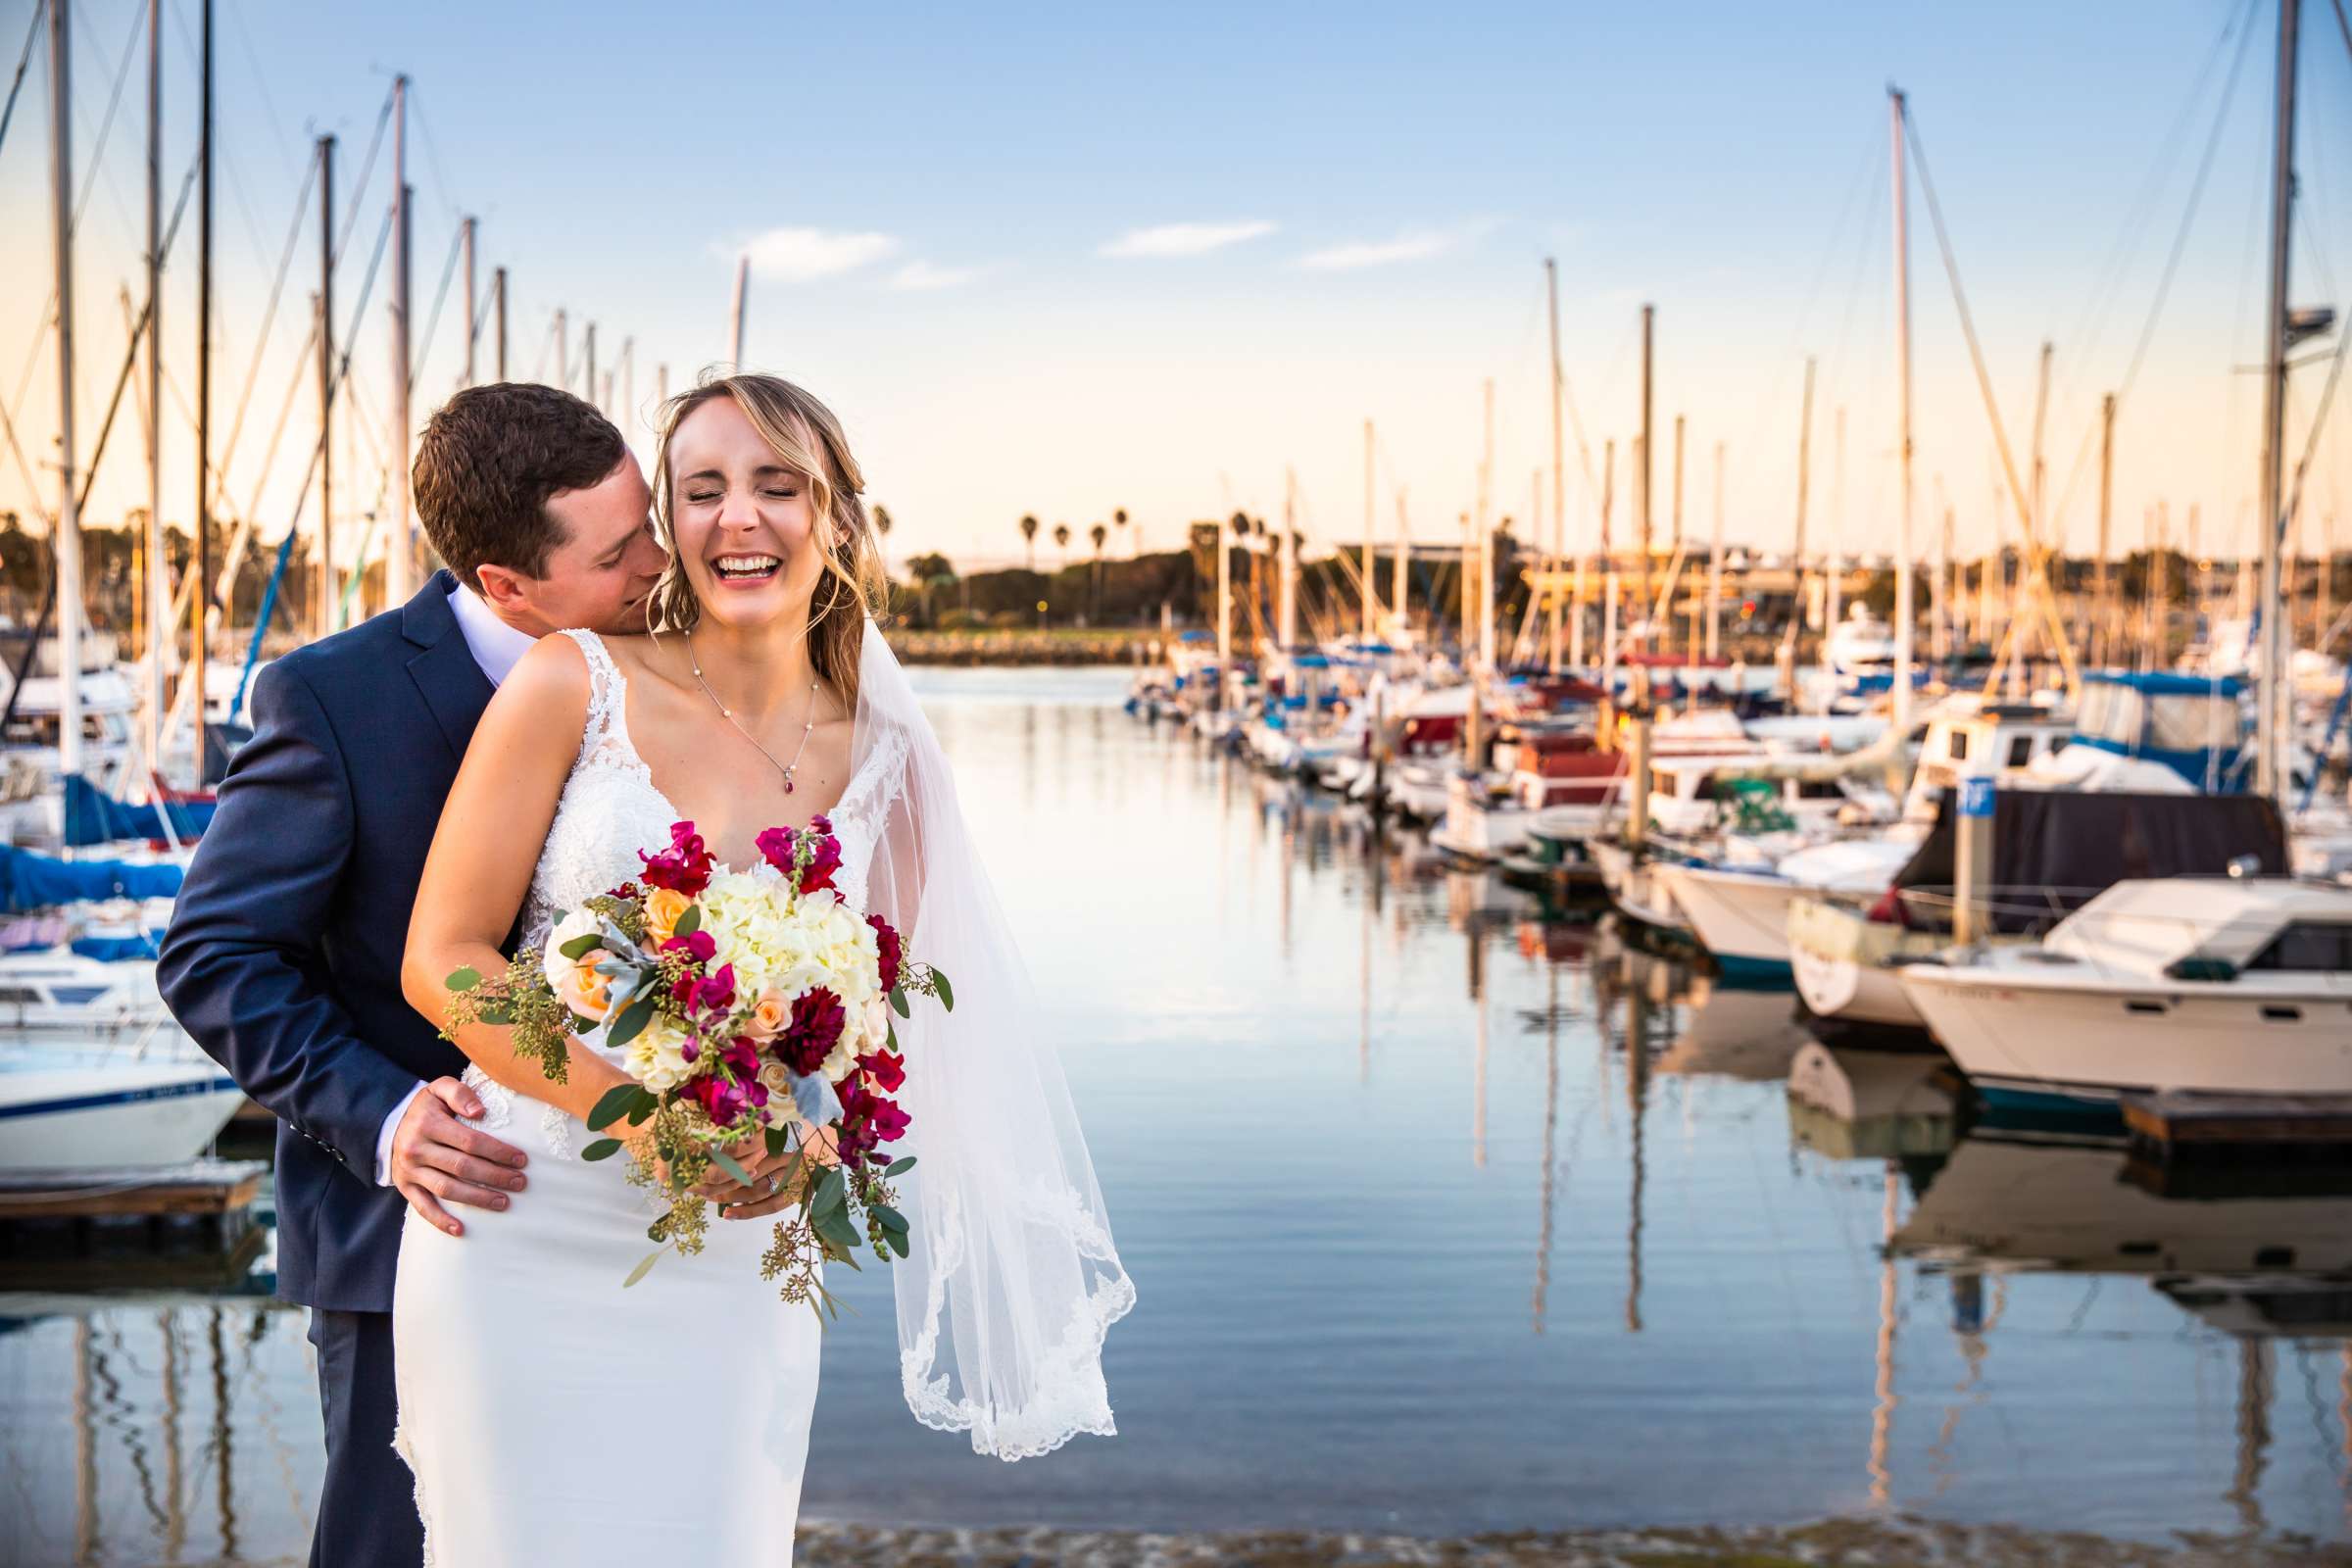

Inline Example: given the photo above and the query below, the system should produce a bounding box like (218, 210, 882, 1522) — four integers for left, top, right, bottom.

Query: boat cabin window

(1796, 779, 1846, 800)
(1945, 730, 1970, 762)
(2076, 681, 2240, 754)
(2006, 734, 2035, 768)
(2242, 922, 2352, 973)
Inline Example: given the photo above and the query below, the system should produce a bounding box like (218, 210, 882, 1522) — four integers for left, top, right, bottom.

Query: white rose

(541, 906, 604, 992)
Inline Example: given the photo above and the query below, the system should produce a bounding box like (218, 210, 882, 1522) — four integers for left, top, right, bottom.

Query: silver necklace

(684, 630, 821, 796)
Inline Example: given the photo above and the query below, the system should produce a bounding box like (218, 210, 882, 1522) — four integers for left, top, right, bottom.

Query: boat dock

(0, 1159, 269, 1290)
(2124, 1091, 2352, 1152)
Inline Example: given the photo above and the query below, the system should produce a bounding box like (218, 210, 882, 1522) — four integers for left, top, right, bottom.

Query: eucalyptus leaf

(811, 1167, 848, 1215)
(447, 965, 482, 992)
(581, 1138, 623, 1162)
(890, 987, 910, 1019)
(871, 1202, 908, 1234)
(934, 970, 955, 1011)
(763, 1125, 788, 1159)
(559, 931, 603, 961)
(710, 1148, 754, 1188)
(622, 1248, 663, 1289)
(887, 1229, 910, 1258)
(673, 903, 702, 938)
(884, 1155, 916, 1177)
(606, 995, 656, 1050)
(587, 1083, 641, 1132)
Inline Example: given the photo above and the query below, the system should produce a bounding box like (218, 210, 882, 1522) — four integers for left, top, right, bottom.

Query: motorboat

(1899, 875, 2352, 1104)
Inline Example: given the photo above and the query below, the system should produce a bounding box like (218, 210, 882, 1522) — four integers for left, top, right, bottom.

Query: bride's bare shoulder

(595, 630, 673, 684)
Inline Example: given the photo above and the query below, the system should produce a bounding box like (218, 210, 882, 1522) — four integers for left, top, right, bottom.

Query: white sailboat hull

(1661, 865, 1799, 973)
(0, 1060, 246, 1169)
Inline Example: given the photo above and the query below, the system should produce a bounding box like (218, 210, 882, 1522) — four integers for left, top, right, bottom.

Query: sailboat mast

(192, 0, 214, 757)
(461, 216, 477, 389)
(387, 74, 414, 606)
(728, 255, 749, 367)
(50, 0, 82, 781)
(1638, 305, 1654, 642)
(1545, 259, 1565, 671)
(494, 266, 508, 379)
(2255, 0, 2300, 801)
(317, 134, 335, 642)
(1889, 84, 1916, 734)
(1362, 418, 1375, 639)
(145, 0, 165, 771)
(1707, 441, 1725, 661)
(1479, 377, 1494, 670)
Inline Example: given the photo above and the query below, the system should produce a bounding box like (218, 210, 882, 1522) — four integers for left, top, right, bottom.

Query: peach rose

(549, 956, 612, 1021)
(644, 886, 694, 949)
(745, 988, 793, 1040)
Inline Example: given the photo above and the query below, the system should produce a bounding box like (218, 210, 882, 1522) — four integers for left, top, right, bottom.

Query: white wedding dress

(391, 629, 909, 1566)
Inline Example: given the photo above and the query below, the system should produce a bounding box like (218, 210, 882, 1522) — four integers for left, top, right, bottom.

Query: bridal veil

(850, 617, 1135, 1460)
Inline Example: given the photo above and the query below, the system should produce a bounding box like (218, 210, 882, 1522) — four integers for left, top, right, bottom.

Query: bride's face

(667, 395, 828, 631)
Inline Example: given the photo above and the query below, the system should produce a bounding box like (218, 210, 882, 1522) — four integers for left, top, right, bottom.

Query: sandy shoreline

(793, 1516, 2351, 1567)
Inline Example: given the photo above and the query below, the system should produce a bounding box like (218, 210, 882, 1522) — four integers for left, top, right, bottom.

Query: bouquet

(443, 812, 949, 1322)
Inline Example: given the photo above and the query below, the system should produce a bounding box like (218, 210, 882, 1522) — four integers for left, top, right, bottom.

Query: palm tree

(1053, 522, 1071, 564)
(1089, 521, 1109, 622)
(1019, 513, 1039, 569)
(1113, 507, 1130, 557)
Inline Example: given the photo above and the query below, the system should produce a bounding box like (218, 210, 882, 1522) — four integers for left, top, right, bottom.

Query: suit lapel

(402, 571, 497, 763)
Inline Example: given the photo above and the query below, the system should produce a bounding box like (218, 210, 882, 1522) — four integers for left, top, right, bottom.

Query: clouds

(734, 226, 900, 283)
(1098, 220, 1278, 259)
(725, 228, 976, 292)
(1296, 222, 1490, 271)
(720, 215, 1489, 292)
(1095, 217, 1490, 270)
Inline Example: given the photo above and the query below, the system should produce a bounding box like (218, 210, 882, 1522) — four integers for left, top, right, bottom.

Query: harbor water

(5, 665, 2351, 1565)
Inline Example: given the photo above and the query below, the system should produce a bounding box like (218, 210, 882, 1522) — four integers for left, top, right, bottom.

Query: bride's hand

(720, 1123, 838, 1221)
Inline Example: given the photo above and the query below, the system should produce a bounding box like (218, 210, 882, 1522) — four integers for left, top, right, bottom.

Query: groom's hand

(392, 1077, 528, 1238)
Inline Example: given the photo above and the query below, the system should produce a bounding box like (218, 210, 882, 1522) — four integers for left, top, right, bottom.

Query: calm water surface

(6, 664, 2352, 1565)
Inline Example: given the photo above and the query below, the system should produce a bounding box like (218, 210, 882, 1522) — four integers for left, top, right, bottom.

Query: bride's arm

(402, 634, 634, 1125)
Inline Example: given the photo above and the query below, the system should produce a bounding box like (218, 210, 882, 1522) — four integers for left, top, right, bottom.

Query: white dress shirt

(374, 583, 542, 1184)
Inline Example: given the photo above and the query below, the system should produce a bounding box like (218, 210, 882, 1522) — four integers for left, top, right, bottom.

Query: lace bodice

(466, 629, 909, 1154)
(524, 629, 906, 943)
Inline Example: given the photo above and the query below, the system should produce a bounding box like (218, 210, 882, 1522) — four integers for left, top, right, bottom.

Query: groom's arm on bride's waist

(158, 658, 422, 1176)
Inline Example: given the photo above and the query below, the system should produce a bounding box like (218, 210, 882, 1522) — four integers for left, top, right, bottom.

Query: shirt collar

(447, 581, 539, 688)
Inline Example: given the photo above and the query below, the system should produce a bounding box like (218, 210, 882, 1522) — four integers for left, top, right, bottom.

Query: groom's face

(479, 456, 663, 637)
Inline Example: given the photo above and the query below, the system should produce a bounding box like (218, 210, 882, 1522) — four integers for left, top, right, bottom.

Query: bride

(396, 372, 1133, 1564)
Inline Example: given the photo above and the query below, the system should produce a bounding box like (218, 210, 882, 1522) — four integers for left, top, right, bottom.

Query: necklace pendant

(783, 777, 796, 795)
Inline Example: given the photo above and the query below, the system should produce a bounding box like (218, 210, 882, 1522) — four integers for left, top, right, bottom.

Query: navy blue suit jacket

(160, 571, 497, 1312)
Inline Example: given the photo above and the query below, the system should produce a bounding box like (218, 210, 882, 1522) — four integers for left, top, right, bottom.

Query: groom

(158, 383, 667, 1568)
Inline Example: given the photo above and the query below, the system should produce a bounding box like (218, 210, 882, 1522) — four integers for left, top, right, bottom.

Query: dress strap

(556, 628, 635, 767)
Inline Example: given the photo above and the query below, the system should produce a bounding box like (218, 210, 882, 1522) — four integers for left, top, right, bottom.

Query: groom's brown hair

(413, 382, 627, 591)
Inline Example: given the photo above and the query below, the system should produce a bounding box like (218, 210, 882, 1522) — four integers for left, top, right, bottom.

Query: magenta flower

(867, 914, 903, 992)
(685, 1072, 746, 1129)
(663, 928, 716, 965)
(857, 1047, 906, 1093)
(756, 819, 844, 897)
(640, 820, 713, 896)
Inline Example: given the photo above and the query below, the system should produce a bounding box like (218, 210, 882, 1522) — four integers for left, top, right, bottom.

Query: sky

(2, 0, 2349, 584)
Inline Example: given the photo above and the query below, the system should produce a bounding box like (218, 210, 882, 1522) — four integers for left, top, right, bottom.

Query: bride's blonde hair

(647, 370, 888, 708)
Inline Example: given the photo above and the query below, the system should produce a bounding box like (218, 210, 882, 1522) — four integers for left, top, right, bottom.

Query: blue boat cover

(0, 842, 183, 912)
(63, 774, 217, 846)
